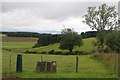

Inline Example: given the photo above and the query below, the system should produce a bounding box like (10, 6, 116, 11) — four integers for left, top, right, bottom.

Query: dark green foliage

(39, 51, 47, 54)
(48, 50, 55, 54)
(6, 32, 40, 37)
(33, 34, 61, 48)
(59, 28, 83, 54)
(106, 31, 120, 53)
(81, 31, 97, 39)
(55, 51, 63, 55)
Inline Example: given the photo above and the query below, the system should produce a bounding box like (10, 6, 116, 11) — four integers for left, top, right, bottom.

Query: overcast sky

(1, 2, 118, 34)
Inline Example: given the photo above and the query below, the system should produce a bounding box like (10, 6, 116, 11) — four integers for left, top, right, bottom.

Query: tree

(59, 28, 83, 54)
(106, 30, 120, 53)
(83, 3, 118, 52)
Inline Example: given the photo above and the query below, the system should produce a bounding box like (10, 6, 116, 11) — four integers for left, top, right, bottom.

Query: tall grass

(90, 53, 118, 75)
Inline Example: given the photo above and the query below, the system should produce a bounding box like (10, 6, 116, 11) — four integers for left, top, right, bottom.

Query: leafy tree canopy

(59, 28, 83, 54)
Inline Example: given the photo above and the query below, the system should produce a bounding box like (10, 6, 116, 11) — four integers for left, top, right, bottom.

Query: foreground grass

(2, 50, 117, 78)
(90, 53, 118, 75)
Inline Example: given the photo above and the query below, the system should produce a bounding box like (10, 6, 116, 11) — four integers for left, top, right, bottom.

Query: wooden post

(36, 61, 46, 72)
(114, 54, 118, 75)
(76, 56, 78, 73)
(9, 53, 11, 71)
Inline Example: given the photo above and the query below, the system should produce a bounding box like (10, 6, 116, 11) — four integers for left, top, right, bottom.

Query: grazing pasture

(29, 37, 97, 53)
(2, 36, 118, 78)
(2, 50, 117, 78)
(0, 34, 6, 36)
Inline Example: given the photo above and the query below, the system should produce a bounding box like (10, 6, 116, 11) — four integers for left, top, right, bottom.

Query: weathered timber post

(76, 56, 78, 73)
(51, 61, 57, 73)
(46, 62, 52, 72)
(36, 61, 46, 72)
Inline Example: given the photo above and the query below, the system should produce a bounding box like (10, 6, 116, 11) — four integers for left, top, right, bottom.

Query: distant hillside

(29, 37, 97, 53)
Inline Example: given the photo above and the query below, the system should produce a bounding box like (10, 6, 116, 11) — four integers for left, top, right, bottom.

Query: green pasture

(29, 37, 97, 53)
(2, 36, 117, 78)
(2, 50, 116, 78)
(2, 37, 96, 53)
(2, 41, 36, 53)
(0, 34, 6, 36)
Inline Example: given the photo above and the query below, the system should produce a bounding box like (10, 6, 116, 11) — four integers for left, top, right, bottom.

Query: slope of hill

(29, 37, 96, 53)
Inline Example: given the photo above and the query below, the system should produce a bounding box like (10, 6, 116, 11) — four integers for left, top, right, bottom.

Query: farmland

(2, 36, 118, 78)
(28, 37, 97, 53)
(0, 34, 6, 36)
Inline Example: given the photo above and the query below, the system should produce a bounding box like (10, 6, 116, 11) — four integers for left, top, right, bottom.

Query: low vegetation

(2, 50, 117, 78)
(90, 53, 118, 74)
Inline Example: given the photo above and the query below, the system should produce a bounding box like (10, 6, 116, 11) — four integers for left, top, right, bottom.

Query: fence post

(76, 56, 78, 73)
(9, 53, 11, 71)
(16, 54, 22, 72)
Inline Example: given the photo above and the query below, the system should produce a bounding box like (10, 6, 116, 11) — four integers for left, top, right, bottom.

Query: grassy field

(2, 36, 37, 52)
(2, 50, 117, 78)
(2, 37, 96, 53)
(29, 37, 97, 53)
(0, 34, 6, 36)
(2, 36, 118, 78)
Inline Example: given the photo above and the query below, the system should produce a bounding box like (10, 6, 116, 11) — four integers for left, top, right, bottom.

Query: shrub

(104, 47, 111, 53)
(62, 52, 69, 55)
(25, 50, 37, 54)
(106, 31, 120, 53)
(54, 51, 62, 55)
(39, 51, 47, 54)
(48, 50, 55, 54)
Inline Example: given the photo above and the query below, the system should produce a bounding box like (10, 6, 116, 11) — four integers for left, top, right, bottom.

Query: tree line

(3, 32, 40, 37)
(2, 31, 98, 38)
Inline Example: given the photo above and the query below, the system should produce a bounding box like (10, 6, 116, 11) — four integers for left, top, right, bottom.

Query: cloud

(1, 2, 118, 33)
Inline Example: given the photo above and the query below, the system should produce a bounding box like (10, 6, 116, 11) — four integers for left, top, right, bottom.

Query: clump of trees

(81, 31, 97, 39)
(59, 28, 83, 54)
(33, 34, 61, 48)
(6, 32, 40, 37)
(83, 3, 118, 52)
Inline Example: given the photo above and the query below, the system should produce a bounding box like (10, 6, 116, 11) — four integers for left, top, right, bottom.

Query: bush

(48, 50, 55, 54)
(106, 31, 120, 53)
(24, 50, 37, 54)
(54, 51, 62, 55)
(62, 52, 69, 55)
(74, 51, 81, 55)
(104, 47, 111, 53)
(39, 51, 47, 54)
(73, 51, 89, 55)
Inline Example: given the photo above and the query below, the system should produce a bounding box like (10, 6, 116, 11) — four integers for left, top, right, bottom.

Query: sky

(1, 1, 118, 34)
